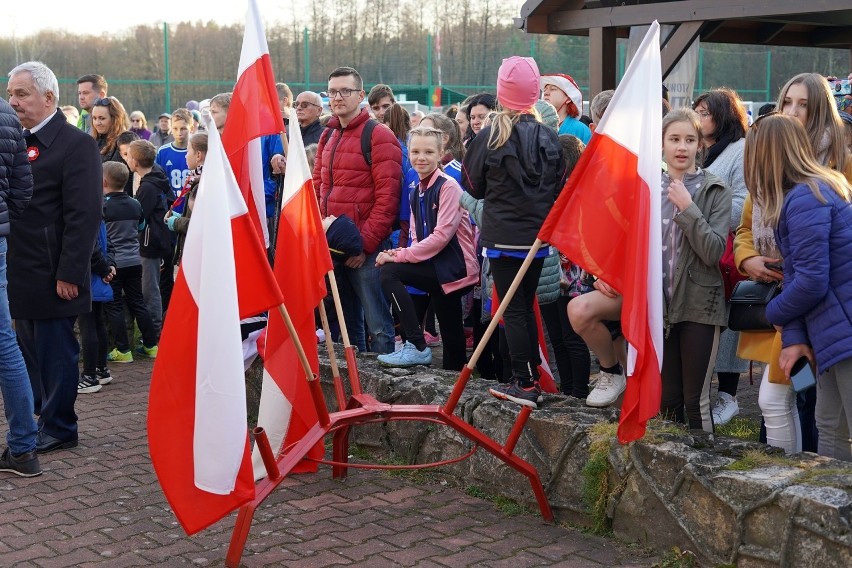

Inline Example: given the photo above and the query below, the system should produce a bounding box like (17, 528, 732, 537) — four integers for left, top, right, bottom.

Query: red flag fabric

(489, 288, 559, 394)
(532, 299, 559, 394)
(148, 120, 284, 536)
(220, 0, 284, 247)
(251, 100, 334, 480)
(538, 22, 664, 443)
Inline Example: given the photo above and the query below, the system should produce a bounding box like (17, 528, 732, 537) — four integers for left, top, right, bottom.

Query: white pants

(758, 366, 801, 454)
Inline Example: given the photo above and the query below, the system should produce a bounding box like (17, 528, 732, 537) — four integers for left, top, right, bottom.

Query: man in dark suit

(6, 61, 102, 453)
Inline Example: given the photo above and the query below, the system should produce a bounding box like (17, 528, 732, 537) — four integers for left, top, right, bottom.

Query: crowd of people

(1, 57, 851, 479)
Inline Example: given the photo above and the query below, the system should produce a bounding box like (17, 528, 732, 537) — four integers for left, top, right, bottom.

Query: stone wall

(300, 347, 852, 566)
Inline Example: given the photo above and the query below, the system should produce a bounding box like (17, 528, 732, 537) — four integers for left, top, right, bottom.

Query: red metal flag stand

(225, 248, 553, 567)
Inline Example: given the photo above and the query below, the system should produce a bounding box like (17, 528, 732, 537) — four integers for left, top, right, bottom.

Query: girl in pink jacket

(376, 127, 478, 370)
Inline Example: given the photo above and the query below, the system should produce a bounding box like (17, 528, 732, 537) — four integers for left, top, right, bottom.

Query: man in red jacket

(313, 67, 402, 353)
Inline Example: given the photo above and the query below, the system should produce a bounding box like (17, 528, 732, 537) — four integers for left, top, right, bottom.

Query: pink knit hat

(497, 56, 541, 111)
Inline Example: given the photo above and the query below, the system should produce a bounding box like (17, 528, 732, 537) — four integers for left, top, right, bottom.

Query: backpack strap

(361, 119, 378, 167)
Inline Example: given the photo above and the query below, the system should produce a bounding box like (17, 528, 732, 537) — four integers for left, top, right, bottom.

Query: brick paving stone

(379, 541, 457, 566)
(0, 357, 657, 567)
(336, 539, 394, 562)
(432, 544, 502, 566)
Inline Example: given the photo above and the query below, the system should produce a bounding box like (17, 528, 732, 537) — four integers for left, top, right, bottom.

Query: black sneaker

(95, 367, 113, 385)
(488, 380, 516, 401)
(501, 383, 541, 409)
(0, 447, 42, 477)
(77, 374, 102, 394)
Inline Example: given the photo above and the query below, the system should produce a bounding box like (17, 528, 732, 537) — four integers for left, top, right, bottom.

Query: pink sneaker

(424, 331, 442, 347)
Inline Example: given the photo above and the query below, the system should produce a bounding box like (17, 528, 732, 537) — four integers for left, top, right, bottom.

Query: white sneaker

(712, 392, 739, 425)
(585, 371, 626, 407)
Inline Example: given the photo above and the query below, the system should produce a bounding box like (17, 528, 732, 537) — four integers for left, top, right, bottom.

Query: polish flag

(148, 120, 284, 535)
(538, 22, 663, 443)
(251, 101, 334, 480)
(221, 0, 284, 247)
(532, 299, 559, 394)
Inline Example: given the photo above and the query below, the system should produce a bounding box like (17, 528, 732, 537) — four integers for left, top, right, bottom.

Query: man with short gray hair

(6, 61, 102, 453)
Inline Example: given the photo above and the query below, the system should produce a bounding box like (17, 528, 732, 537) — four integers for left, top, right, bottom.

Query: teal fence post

(304, 27, 310, 91)
(163, 23, 171, 112)
(765, 51, 772, 102)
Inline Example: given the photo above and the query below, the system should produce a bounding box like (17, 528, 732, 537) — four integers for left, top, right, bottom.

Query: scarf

(702, 132, 735, 168)
(751, 202, 780, 259)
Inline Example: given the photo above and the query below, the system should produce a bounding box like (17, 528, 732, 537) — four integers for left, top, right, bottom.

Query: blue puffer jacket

(0, 99, 33, 237)
(766, 181, 852, 374)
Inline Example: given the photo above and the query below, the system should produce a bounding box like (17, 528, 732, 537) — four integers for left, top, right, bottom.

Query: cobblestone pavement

(0, 358, 659, 567)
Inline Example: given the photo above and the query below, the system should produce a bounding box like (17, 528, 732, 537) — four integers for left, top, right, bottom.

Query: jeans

(815, 357, 852, 461)
(105, 264, 159, 351)
(140, 256, 163, 335)
(0, 237, 38, 454)
(336, 243, 394, 354)
(16, 316, 80, 442)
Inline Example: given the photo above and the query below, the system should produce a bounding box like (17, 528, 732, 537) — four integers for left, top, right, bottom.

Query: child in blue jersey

(155, 108, 192, 205)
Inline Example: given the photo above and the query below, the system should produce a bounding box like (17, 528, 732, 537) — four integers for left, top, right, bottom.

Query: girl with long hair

(746, 114, 852, 460)
(91, 96, 130, 162)
(463, 57, 563, 408)
(736, 73, 850, 453)
(658, 109, 731, 432)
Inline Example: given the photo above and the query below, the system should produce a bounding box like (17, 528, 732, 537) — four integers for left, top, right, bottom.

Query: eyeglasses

(293, 101, 321, 109)
(751, 110, 780, 128)
(93, 97, 115, 107)
(327, 88, 358, 99)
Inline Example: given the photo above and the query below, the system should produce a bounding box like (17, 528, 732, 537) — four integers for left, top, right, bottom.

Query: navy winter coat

(0, 99, 32, 237)
(766, 181, 852, 374)
(8, 110, 102, 320)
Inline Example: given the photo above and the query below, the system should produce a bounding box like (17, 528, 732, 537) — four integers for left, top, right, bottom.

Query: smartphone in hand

(790, 357, 816, 393)
(764, 261, 783, 272)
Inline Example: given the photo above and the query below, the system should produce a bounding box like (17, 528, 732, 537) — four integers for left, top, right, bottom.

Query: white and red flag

(538, 22, 663, 443)
(221, 0, 284, 246)
(148, 119, 284, 535)
(251, 100, 333, 480)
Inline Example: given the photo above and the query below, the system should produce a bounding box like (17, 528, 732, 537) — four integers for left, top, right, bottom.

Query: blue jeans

(336, 244, 394, 354)
(0, 237, 38, 454)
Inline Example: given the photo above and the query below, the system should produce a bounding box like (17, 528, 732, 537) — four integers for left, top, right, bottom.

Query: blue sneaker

(377, 341, 432, 367)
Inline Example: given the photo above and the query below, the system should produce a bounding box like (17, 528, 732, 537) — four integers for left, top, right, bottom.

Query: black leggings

(472, 297, 503, 381)
(660, 321, 720, 431)
(380, 261, 470, 371)
(489, 256, 544, 384)
(540, 297, 591, 397)
(78, 302, 107, 375)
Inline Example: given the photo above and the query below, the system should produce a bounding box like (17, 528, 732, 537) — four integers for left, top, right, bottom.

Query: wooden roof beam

(756, 23, 788, 44)
(547, 0, 852, 33)
(661, 21, 704, 81)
